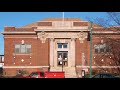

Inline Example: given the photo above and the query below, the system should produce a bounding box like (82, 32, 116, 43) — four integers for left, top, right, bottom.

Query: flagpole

(63, 12, 64, 21)
(62, 12, 64, 26)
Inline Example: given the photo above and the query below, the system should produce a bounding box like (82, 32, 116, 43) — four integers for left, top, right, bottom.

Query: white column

(50, 38, 54, 67)
(70, 38, 76, 67)
(54, 40, 57, 67)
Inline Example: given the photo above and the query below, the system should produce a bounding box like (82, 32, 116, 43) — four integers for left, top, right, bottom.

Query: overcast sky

(0, 12, 109, 55)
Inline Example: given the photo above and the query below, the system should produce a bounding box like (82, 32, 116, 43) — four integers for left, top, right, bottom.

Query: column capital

(71, 38, 76, 41)
(50, 38, 55, 41)
(77, 32, 87, 43)
(38, 31, 48, 43)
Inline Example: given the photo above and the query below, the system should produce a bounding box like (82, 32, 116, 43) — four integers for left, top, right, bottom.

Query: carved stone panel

(77, 32, 87, 43)
(38, 31, 48, 43)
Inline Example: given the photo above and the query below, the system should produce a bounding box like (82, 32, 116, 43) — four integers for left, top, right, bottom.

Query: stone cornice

(35, 27, 89, 32)
(1, 32, 36, 35)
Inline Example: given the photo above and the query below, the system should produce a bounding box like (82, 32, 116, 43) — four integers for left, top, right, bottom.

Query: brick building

(1, 18, 120, 77)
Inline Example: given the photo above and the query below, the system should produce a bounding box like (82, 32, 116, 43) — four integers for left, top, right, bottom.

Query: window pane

(106, 45, 111, 52)
(26, 45, 31, 53)
(95, 49, 99, 53)
(100, 44, 106, 53)
(94, 45, 99, 53)
(26, 45, 31, 48)
(58, 44, 62, 48)
(15, 45, 20, 53)
(63, 52, 68, 59)
(26, 48, 31, 53)
(21, 45, 26, 53)
(15, 45, 20, 48)
(15, 48, 20, 53)
(100, 48, 104, 53)
(63, 44, 67, 48)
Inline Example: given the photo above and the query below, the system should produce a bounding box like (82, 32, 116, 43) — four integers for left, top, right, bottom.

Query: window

(21, 45, 26, 53)
(57, 43, 68, 49)
(26, 45, 31, 53)
(94, 45, 99, 53)
(15, 45, 20, 53)
(63, 44, 67, 48)
(15, 44, 31, 54)
(58, 44, 62, 48)
(94, 44, 110, 54)
(106, 45, 111, 52)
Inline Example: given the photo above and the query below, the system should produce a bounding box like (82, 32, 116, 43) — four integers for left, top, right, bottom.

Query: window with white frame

(94, 43, 111, 54)
(15, 44, 31, 54)
(57, 43, 68, 49)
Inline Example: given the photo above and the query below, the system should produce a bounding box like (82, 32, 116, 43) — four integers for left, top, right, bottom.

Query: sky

(0, 12, 109, 55)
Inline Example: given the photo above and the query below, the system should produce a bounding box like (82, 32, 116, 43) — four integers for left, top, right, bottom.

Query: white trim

(37, 21, 89, 22)
(4, 37, 37, 39)
(35, 27, 89, 31)
(76, 66, 120, 68)
(3, 66, 49, 68)
(93, 31, 120, 34)
(2, 32, 36, 34)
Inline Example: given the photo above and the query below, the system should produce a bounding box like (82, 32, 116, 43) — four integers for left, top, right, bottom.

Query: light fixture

(30, 57, 31, 58)
(14, 57, 15, 58)
(94, 57, 95, 58)
(14, 63, 15, 64)
(30, 63, 31, 64)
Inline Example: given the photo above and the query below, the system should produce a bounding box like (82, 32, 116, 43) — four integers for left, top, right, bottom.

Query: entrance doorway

(57, 51, 68, 66)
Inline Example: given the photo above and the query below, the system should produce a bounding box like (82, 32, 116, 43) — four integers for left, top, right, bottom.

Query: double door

(57, 51, 68, 66)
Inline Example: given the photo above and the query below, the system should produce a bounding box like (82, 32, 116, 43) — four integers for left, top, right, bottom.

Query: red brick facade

(2, 18, 120, 76)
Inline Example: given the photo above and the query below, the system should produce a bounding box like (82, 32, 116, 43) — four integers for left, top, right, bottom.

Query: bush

(17, 70, 29, 76)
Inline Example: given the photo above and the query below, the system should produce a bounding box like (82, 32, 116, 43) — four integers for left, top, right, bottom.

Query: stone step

(50, 67, 77, 78)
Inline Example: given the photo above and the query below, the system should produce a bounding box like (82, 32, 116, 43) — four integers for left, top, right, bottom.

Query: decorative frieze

(37, 32, 88, 43)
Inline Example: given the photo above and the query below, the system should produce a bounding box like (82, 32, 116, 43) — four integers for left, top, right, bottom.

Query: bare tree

(88, 12, 120, 75)
(93, 37, 120, 74)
